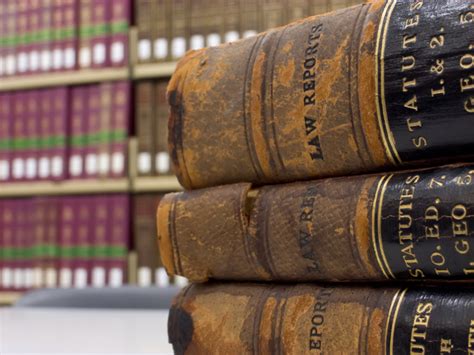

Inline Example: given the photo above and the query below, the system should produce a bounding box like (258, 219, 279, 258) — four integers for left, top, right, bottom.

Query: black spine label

(376, 0, 474, 164)
(387, 288, 474, 355)
(373, 165, 474, 280)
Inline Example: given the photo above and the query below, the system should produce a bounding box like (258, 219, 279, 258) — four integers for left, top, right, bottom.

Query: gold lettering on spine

(386, 288, 408, 355)
(375, 0, 402, 165)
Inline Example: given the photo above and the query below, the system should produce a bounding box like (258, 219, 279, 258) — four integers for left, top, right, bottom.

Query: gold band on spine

(375, 0, 402, 165)
(371, 175, 396, 279)
(385, 288, 407, 355)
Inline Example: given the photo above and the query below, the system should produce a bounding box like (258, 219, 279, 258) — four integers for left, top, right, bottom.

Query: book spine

(78, 0, 93, 69)
(50, 87, 68, 180)
(0, 94, 12, 182)
(259, 0, 285, 32)
(110, 81, 130, 178)
(107, 195, 129, 287)
(25, 91, 39, 181)
(135, 82, 154, 176)
(154, 81, 171, 175)
(91, 0, 110, 68)
(284, 0, 309, 23)
(62, 0, 78, 70)
(188, 0, 204, 51)
(0, 201, 4, 290)
(168, 0, 474, 189)
(43, 197, 59, 288)
(59, 197, 74, 288)
(152, 0, 171, 61)
(4, 1, 16, 76)
(16, 1, 28, 75)
(309, 0, 330, 16)
(38, 89, 50, 180)
(135, 0, 153, 63)
(223, 0, 240, 44)
(73, 196, 90, 288)
(97, 82, 112, 177)
(0, 201, 14, 290)
(0, 2, 5, 77)
(31, 198, 45, 288)
(27, 0, 41, 74)
(204, 0, 224, 48)
(24, 199, 35, 290)
(51, 0, 63, 71)
(12, 93, 26, 181)
(170, 0, 187, 60)
(109, 0, 130, 67)
(85, 84, 100, 178)
(239, 0, 258, 38)
(91, 196, 108, 288)
(39, 0, 52, 73)
(170, 283, 474, 354)
(159, 163, 474, 283)
(69, 86, 87, 178)
(13, 199, 26, 291)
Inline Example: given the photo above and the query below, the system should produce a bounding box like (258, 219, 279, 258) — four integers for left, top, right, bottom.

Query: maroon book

(38, 0, 52, 73)
(12, 199, 26, 291)
(12, 93, 26, 181)
(59, 197, 74, 288)
(44, 197, 59, 288)
(4, 1, 16, 76)
(91, 196, 108, 287)
(31, 198, 45, 288)
(50, 87, 68, 181)
(98, 82, 112, 177)
(1, 200, 15, 290)
(72, 196, 89, 288)
(16, 2, 28, 75)
(0, 2, 6, 77)
(62, 0, 78, 71)
(38, 89, 51, 180)
(109, 0, 130, 67)
(25, 91, 39, 181)
(91, 0, 110, 68)
(27, 0, 41, 74)
(110, 81, 130, 178)
(24, 199, 35, 290)
(106, 194, 129, 287)
(69, 86, 88, 179)
(85, 85, 100, 178)
(51, 0, 63, 71)
(0, 94, 12, 182)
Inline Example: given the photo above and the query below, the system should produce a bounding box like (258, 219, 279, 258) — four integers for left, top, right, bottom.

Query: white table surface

(0, 308, 172, 354)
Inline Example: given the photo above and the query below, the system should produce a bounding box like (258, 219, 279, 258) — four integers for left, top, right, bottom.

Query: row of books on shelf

(0, 193, 183, 291)
(0, 0, 130, 77)
(135, 0, 362, 63)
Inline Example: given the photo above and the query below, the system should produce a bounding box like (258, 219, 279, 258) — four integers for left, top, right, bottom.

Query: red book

(28, 0, 41, 74)
(59, 197, 74, 288)
(109, 0, 130, 67)
(78, 0, 93, 69)
(0, 94, 12, 182)
(91, 196, 108, 288)
(69, 86, 88, 179)
(25, 91, 39, 181)
(107, 195, 129, 287)
(62, 0, 78, 70)
(12, 199, 25, 291)
(31, 198, 46, 288)
(91, 0, 110, 68)
(110, 81, 130, 178)
(38, 89, 51, 180)
(52, 0, 63, 71)
(39, 0, 53, 73)
(4, 1, 17, 76)
(0, 2, 6, 77)
(44, 197, 59, 288)
(98, 82, 112, 177)
(50, 87, 68, 180)
(12, 93, 26, 181)
(16, 1, 29, 75)
(0, 200, 15, 290)
(74, 196, 91, 288)
(85, 85, 100, 178)
(24, 199, 35, 290)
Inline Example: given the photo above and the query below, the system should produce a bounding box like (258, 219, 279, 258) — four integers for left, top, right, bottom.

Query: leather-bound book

(154, 81, 172, 175)
(135, 81, 155, 176)
(135, 0, 153, 63)
(170, 0, 187, 60)
(152, 0, 171, 62)
(168, 0, 474, 189)
(0, 93, 12, 182)
(158, 164, 474, 283)
(169, 283, 474, 355)
(109, 0, 130, 67)
(78, 0, 93, 69)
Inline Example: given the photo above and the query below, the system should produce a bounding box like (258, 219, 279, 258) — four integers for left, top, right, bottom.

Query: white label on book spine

(138, 267, 152, 287)
(225, 31, 239, 43)
(138, 39, 152, 60)
(112, 152, 125, 174)
(25, 269, 34, 288)
(2, 268, 13, 288)
(154, 38, 168, 59)
(111, 41, 125, 63)
(51, 156, 63, 177)
(74, 268, 87, 288)
(109, 268, 123, 288)
(64, 47, 76, 69)
(52, 48, 63, 69)
(138, 152, 151, 174)
(33, 267, 43, 288)
(0, 160, 9, 180)
(171, 37, 186, 59)
(13, 268, 25, 289)
(207, 33, 221, 47)
(86, 154, 98, 175)
(39, 156, 50, 178)
(45, 268, 57, 288)
(79, 47, 92, 68)
(40, 50, 52, 71)
(93, 43, 106, 64)
(243, 30, 258, 39)
(98, 153, 110, 175)
(69, 155, 83, 177)
(156, 267, 170, 287)
(5, 54, 15, 75)
(92, 267, 106, 288)
(25, 158, 37, 179)
(190, 35, 205, 50)
(12, 158, 25, 179)
(29, 51, 40, 71)
(156, 152, 170, 173)
(60, 268, 72, 288)
(17, 52, 29, 73)
(0, 57, 4, 76)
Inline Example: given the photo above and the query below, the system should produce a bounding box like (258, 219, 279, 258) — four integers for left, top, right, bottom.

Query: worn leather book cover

(169, 283, 474, 354)
(152, 0, 171, 61)
(159, 163, 474, 283)
(168, 0, 474, 190)
(135, 0, 152, 63)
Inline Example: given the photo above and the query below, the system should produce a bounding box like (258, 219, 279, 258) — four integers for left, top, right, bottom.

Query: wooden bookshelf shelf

(0, 179, 130, 197)
(0, 67, 130, 92)
(132, 62, 177, 79)
(0, 292, 22, 305)
(132, 176, 182, 192)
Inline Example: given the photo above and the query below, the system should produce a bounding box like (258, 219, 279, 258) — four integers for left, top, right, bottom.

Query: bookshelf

(132, 176, 182, 192)
(0, 292, 22, 305)
(132, 62, 177, 80)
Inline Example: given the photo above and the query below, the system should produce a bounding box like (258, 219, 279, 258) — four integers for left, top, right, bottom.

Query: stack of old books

(158, 0, 474, 353)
